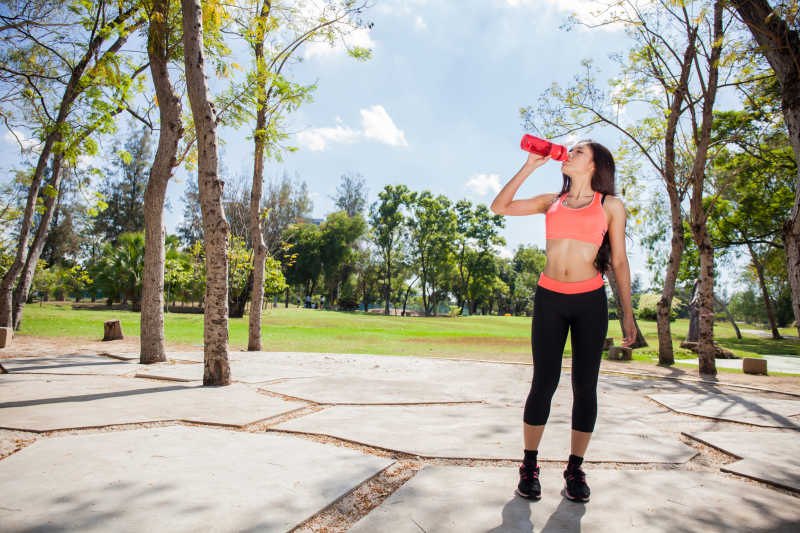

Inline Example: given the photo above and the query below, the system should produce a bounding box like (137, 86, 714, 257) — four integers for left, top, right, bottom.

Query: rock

(0, 326, 12, 348)
(103, 319, 124, 341)
(679, 340, 738, 359)
(714, 345, 738, 359)
(602, 338, 613, 351)
(742, 358, 767, 375)
(608, 346, 632, 361)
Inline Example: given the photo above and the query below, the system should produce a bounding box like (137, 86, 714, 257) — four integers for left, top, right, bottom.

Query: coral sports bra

(545, 191, 608, 247)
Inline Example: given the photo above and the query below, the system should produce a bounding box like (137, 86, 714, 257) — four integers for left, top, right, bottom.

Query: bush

(337, 296, 359, 312)
(636, 292, 677, 321)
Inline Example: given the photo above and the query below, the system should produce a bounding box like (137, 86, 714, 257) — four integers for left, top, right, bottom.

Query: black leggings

(523, 285, 608, 433)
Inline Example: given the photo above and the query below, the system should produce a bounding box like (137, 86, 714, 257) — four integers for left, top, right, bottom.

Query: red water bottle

(520, 134, 568, 161)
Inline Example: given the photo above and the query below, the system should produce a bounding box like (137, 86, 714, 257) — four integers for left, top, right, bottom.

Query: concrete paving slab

(0, 374, 305, 431)
(1, 354, 141, 375)
(275, 404, 697, 463)
(686, 430, 800, 491)
(648, 393, 800, 427)
(349, 466, 800, 533)
(0, 426, 393, 532)
(261, 375, 491, 404)
(139, 351, 532, 402)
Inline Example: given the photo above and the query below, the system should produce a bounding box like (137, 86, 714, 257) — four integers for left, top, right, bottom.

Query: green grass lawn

(15, 302, 800, 361)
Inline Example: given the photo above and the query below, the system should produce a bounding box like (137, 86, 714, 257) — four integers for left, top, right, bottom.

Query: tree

(511, 245, 546, 316)
(370, 184, 412, 315)
(708, 87, 796, 339)
(283, 222, 322, 297)
(453, 200, 505, 314)
(141, 0, 186, 364)
(177, 178, 204, 247)
(0, 1, 147, 329)
(233, 0, 371, 350)
(92, 232, 145, 308)
(407, 192, 457, 316)
(93, 125, 153, 244)
(333, 172, 369, 217)
(182, 0, 231, 386)
(526, 0, 749, 375)
(319, 211, 367, 306)
(730, 0, 800, 335)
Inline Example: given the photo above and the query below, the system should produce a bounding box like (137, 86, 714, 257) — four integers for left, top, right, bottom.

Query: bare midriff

(543, 238, 601, 282)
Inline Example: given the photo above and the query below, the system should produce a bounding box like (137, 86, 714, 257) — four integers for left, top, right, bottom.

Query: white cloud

(296, 105, 407, 151)
(466, 173, 503, 197)
(3, 129, 40, 152)
(360, 105, 408, 147)
(414, 16, 427, 31)
(505, 0, 625, 30)
(297, 125, 360, 152)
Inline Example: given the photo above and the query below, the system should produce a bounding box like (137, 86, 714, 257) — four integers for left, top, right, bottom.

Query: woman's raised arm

(491, 152, 556, 216)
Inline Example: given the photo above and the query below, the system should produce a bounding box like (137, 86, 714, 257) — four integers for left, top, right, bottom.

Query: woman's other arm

(491, 153, 556, 216)
(606, 196, 636, 346)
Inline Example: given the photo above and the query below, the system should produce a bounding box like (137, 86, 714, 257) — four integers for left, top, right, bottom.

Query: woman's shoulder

(600, 193, 626, 214)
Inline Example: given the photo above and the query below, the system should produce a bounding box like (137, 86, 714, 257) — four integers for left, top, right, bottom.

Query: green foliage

(407, 191, 457, 315)
(263, 255, 287, 296)
(92, 124, 153, 244)
(90, 232, 145, 304)
(228, 236, 254, 298)
(636, 292, 680, 321)
(284, 222, 323, 293)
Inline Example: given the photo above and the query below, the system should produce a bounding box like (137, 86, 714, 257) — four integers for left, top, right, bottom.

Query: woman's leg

(567, 287, 608, 454)
(523, 287, 570, 450)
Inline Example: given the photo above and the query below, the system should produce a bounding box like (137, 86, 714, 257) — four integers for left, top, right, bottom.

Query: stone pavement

(1, 349, 799, 532)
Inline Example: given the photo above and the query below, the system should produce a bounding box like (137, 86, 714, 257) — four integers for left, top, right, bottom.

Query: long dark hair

(557, 140, 616, 275)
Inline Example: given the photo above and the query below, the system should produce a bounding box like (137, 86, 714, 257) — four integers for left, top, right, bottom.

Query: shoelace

(520, 464, 539, 480)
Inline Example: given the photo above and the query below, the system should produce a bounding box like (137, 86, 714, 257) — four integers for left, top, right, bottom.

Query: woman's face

(561, 143, 595, 178)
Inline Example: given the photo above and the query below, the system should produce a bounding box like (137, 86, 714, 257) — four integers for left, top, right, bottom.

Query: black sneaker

(516, 463, 541, 500)
(563, 466, 590, 502)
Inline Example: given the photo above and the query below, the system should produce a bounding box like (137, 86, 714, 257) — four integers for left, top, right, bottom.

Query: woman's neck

(567, 176, 593, 198)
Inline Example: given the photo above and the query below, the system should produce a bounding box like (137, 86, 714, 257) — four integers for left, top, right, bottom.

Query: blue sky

(212, 0, 653, 280)
(0, 0, 687, 290)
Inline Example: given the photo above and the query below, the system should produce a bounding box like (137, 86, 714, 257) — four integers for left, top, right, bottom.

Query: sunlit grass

(15, 302, 800, 361)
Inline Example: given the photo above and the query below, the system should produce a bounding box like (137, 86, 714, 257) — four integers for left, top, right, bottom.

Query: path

(1, 345, 799, 531)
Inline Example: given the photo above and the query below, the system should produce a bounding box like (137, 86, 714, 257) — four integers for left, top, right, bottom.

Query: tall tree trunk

(11, 152, 66, 330)
(654, 29, 696, 366)
(657, 212, 684, 364)
(714, 293, 741, 339)
(0, 134, 54, 327)
(687, 280, 700, 342)
(247, 0, 272, 351)
(182, 0, 231, 386)
(141, 0, 184, 364)
(694, 227, 716, 375)
(384, 252, 391, 315)
(748, 244, 782, 339)
(606, 269, 647, 348)
(230, 271, 253, 318)
(731, 0, 800, 337)
(688, 0, 723, 376)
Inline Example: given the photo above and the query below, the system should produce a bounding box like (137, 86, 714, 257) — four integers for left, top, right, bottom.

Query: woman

(490, 140, 635, 503)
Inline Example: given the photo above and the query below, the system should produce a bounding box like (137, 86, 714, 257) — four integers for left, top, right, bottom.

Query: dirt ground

(3, 334, 800, 395)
